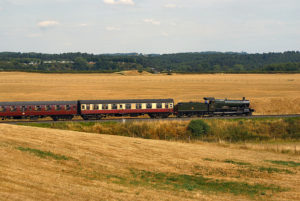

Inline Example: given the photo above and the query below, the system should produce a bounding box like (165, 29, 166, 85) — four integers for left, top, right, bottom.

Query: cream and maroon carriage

(79, 99, 174, 120)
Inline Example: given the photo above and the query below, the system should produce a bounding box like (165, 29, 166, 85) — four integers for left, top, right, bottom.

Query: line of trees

(0, 51, 300, 73)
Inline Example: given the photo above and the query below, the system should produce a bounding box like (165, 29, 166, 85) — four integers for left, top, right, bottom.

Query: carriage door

(22, 106, 26, 115)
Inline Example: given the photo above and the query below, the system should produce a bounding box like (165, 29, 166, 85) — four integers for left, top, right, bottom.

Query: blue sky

(0, 0, 299, 54)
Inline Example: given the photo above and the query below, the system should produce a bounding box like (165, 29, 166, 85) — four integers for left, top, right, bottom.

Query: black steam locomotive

(175, 97, 254, 117)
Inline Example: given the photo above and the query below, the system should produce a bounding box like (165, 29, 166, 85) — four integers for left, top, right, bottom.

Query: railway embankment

(19, 117, 300, 146)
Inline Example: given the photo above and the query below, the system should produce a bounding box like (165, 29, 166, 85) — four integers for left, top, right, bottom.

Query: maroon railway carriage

(79, 99, 174, 120)
(0, 101, 77, 121)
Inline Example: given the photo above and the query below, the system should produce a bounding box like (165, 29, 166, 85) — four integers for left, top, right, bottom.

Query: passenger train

(0, 97, 254, 121)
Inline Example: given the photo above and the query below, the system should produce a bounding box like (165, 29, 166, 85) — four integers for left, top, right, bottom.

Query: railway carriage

(79, 99, 174, 120)
(0, 101, 77, 121)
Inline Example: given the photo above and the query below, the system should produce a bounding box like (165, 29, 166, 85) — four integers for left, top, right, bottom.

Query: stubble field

(0, 124, 299, 201)
(0, 72, 300, 114)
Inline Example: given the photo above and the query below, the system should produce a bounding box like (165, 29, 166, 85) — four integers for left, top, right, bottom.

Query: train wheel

(65, 115, 74, 120)
(148, 114, 155, 119)
(81, 115, 89, 120)
(30, 116, 39, 121)
(162, 114, 170, 118)
(51, 116, 58, 121)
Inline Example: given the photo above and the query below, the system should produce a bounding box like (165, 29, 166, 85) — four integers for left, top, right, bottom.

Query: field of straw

(1, 124, 299, 201)
(0, 72, 300, 114)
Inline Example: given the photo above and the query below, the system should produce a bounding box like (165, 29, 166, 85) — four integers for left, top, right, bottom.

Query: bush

(187, 120, 210, 138)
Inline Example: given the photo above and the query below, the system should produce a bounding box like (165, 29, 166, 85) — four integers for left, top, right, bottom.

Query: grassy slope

(0, 124, 299, 201)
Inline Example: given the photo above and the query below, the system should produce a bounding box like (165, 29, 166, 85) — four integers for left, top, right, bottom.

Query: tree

(73, 57, 88, 70)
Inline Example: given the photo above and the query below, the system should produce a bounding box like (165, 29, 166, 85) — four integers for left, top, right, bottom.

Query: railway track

(1, 114, 300, 125)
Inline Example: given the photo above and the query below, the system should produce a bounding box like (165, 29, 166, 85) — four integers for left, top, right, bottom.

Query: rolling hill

(0, 124, 299, 200)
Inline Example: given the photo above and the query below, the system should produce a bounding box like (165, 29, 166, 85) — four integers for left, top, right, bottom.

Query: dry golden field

(0, 72, 300, 114)
(0, 124, 299, 201)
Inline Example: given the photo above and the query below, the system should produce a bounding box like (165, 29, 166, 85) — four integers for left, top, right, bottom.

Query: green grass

(202, 158, 294, 175)
(223, 159, 251, 166)
(80, 168, 286, 197)
(17, 146, 70, 160)
(128, 169, 285, 197)
(203, 158, 216, 161)
(258, 167, 293, 174)
(266, 160, 300, 167)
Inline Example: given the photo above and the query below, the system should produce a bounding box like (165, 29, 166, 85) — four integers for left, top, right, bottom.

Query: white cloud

(103, 0, 134, 5)
(144, 19, 161, 25)
(164, 4, 177, 8)
(78, 23, 88, 27)
(37, 20, 60, 28)
(106, 26, 121, 31)
(161, 32, 169, 37)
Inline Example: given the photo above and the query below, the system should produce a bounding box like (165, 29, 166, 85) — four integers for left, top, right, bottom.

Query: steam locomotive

(0, 97, 254, 121)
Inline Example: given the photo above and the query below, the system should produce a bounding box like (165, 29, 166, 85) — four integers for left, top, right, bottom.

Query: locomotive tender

(0, 97, 253, 121)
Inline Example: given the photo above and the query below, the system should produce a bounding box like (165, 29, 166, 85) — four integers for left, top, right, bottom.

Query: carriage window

(10, 106, 17, 112)
(81, 105, 85, 110)
(0, 106, 5, 112)
(169, 103, 173, 108)
(55, 105, 61, 111)
(73, 105, 77, 110)
(86, 105, 90, 110)
(46, 105, 52, 111)
(21, 106, 27, 112)
(66, 105, 71, 111)
(35, 105, 41, 111)
(126, 104, 131, 109)
(102, 104, 108, 110)
(146, 103, 152, 109)
(157, 103, 162, 109)
(93, 104, 99, 110)
(112, 104, 117, 109)
(119, 104, 123, 109)
(136, 103, 142, 109)
(165, 103, 169, 109)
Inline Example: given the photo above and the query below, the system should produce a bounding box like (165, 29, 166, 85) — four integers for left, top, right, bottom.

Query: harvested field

(0, 124, 300, 201)
(0, 72, 299, 114)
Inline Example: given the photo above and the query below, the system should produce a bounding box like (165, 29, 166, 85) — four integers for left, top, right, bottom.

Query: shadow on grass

(17, 146, 70, 160)
(266, 160, 300, 167)
(103, 169, 287, 198)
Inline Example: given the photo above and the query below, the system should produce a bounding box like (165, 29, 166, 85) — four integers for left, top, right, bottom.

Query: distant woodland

(1, 51, 300, 73)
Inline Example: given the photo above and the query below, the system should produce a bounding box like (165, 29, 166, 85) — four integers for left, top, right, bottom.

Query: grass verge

(18, 117, 300, 143)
